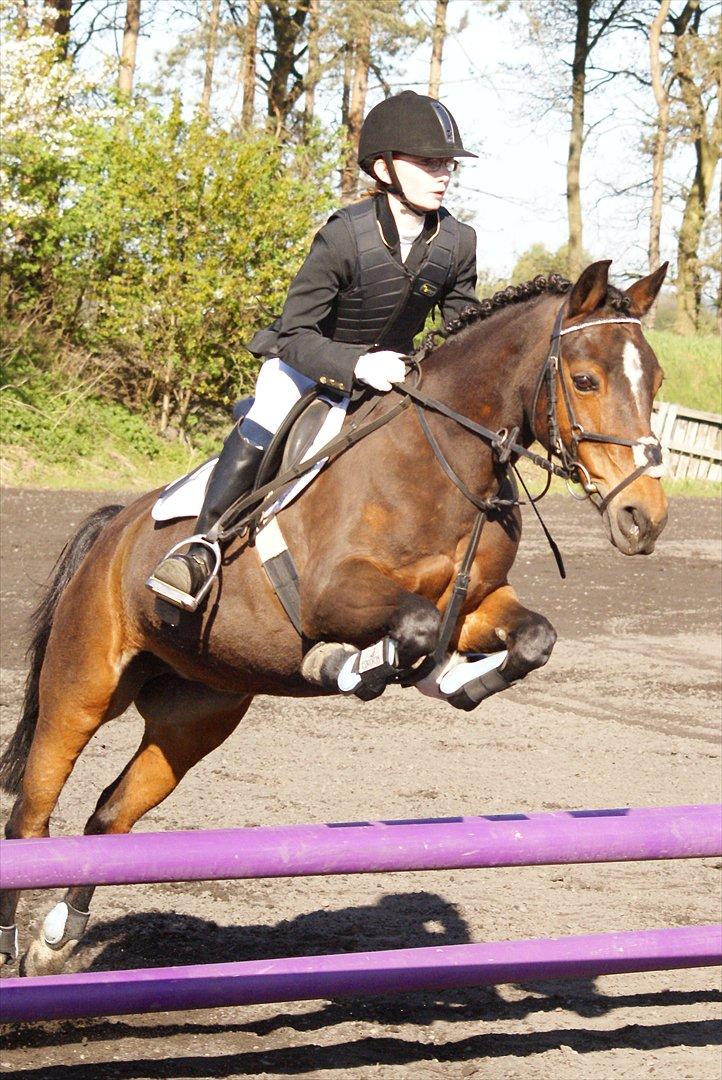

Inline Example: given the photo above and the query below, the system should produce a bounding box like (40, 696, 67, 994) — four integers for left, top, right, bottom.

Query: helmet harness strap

(381, 152, 432, 218)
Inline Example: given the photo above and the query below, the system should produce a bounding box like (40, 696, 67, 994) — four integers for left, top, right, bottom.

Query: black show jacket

(249, 193, 479, 395)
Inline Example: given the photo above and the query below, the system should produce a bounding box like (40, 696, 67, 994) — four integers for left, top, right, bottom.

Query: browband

(557, 317, 642, 337)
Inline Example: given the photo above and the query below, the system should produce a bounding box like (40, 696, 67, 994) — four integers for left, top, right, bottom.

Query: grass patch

(647, 330, 721, 414)
(0, 383, 226, 491)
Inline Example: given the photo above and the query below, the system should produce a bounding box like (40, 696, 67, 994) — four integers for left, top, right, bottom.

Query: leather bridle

(530, 304, 665, 515)
(209, 295, 667, 660)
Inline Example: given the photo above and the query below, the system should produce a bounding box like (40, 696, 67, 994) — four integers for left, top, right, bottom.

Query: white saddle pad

(151, 396, 348, 523)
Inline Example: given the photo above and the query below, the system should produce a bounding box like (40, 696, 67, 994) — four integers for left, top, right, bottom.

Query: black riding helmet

(358, 91, 476, 213)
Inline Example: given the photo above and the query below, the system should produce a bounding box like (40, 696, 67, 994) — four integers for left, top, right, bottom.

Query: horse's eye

(572, 373, 597, 392)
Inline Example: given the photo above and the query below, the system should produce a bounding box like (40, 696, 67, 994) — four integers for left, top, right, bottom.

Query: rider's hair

(417, 273, 632, 358)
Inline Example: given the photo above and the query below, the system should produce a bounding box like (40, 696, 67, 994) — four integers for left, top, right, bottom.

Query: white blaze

(622, 340, 644, 412)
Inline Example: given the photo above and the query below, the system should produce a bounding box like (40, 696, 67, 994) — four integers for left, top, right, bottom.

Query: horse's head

(536, 260, 669, 555)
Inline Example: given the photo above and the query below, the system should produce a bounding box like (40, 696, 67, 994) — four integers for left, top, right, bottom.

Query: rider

(148, 90, 479, 609)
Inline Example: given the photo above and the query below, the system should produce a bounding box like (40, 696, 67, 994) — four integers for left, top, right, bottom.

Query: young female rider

(149, 90, 479, 609)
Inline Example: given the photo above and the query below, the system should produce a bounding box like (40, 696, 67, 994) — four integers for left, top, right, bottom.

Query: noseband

(531, 305, 665, 514)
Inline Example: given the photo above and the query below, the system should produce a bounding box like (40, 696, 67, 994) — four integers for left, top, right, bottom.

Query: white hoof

(20, 934, 78, 977)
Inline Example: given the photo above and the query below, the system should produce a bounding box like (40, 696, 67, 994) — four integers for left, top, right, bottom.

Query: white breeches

(245, 357, 316, 440)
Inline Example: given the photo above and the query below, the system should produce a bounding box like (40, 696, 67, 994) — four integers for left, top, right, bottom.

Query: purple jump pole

(1, 804, 720, 891)
(1, 924, 720, 1023)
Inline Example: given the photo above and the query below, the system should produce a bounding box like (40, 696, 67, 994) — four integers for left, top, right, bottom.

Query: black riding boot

(148, 424, 265, 608)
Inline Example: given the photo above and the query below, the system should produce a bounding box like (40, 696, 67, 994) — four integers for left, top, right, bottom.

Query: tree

(647, 0, 672, 327)
(302, 0, 320, 135)
(671, 4, 720, 333)
(428, 0, 449, 98)
(263, 1, 311, 138)
(118, 0, 141, 97)
(42, 0, 71, 56)
(340, 7, 370, 199)
(225, 0, 261, 128)
(15, 0, 30, 36)
(335, 0, 429, 197)
(200, 0, 221, 115)
(523, 0, 633, 279)
(510, 241, 593, 282)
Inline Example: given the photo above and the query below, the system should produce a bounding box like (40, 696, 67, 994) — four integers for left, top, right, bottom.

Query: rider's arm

(274, 215, 367, 395)
(439, 222, 480, 324)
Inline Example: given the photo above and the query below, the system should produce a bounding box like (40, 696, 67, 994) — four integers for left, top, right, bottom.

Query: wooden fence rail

(652, 401, 722, 482)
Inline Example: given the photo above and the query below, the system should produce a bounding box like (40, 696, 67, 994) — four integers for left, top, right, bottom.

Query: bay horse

(0, 260, 669, 975)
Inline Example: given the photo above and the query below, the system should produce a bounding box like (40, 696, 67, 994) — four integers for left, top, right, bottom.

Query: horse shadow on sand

(5, 889, 720, 1071)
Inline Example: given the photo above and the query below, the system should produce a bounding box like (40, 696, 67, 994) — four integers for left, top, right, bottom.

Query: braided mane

(416, 272, 632, 359)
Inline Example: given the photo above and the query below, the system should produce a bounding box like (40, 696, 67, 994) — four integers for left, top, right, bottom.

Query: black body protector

(329, 199, 459, 353)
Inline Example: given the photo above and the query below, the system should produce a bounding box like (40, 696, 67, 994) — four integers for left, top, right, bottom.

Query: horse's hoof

(301, 642, 357, 689)
(20, 934, 78, 977)
(0, 924, 19, 964)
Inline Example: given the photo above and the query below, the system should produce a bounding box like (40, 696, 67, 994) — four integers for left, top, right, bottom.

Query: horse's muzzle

(604, 492, 668, 555)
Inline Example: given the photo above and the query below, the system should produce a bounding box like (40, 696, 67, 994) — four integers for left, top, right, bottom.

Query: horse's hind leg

(21, 678, 251, 976)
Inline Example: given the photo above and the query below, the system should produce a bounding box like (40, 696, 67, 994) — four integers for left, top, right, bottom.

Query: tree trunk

(266, 2, 309, 139)
(16, 0, 29, 36)
(673, 7, 720, 333)
(200, 0, 221, 116)
(341, 42, 352, 127)
(302, 0, 320, 137)
(42, 0, 71, 57)
(241, 0, 260, 130)
(646, 0, 671, 328)
(566, 0, 591, 281)
(341, 16, 370, 201)
(712, 170, 716, 332)
(675, 138, 719, 334)
(118, 0, 141, 98)
(428, 0, 449, 99)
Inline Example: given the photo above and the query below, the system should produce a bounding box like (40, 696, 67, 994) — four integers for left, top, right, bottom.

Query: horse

(0, 259, 669, 976)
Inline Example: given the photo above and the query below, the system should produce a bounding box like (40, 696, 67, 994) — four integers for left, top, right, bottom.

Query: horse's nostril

(620, 505, 647, 541)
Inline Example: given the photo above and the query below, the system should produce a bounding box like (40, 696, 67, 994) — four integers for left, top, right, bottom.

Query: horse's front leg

(426, 584, 557, 710)
(302, 555, 442, 680)
(457, 583, 557, 680)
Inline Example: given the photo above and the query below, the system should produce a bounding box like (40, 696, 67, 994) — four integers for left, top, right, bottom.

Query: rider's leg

(150, 359, 315, 605)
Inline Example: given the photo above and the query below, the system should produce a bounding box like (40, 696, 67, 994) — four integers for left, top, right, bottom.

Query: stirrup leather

(146, 535, 222, 612)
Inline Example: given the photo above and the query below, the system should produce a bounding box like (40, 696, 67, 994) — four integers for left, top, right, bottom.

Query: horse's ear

(624, 262, 669, 316)
(567, 260, 612, 318)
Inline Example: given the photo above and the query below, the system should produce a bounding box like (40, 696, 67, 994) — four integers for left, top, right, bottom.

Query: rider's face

(372, 155, 456, 212)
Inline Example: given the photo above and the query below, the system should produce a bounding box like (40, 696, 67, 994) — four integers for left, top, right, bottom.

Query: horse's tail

(0, 504, 125, 796)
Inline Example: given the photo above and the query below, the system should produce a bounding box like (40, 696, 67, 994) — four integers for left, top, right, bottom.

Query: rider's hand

(354, 351, 407, 392)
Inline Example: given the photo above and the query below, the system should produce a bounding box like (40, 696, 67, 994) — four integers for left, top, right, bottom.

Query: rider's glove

(353, 351, 407, 392)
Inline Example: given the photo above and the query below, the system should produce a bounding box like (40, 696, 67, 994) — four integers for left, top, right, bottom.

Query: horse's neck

(421, 298, 552, 438)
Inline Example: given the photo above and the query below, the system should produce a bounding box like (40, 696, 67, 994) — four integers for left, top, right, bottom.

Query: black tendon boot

(148, 424, 265, 609)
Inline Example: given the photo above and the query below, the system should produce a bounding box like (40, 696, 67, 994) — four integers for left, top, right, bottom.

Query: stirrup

(146, 535, 222, 612)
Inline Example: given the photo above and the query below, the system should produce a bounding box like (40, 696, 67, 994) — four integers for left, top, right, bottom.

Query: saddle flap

(280, 399, 333, 474)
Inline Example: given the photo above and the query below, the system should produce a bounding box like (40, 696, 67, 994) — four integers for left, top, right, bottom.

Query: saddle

(152, 391, 345, 528)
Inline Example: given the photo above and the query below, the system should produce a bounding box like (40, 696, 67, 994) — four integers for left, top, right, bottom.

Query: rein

(211, 298, 664, 663)
(390, 302, 665, 658)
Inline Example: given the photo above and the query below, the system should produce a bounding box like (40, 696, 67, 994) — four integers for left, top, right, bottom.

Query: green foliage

(647, 330, 722, 414)
(510, 242, 594, 284)
(1, 32, 340, 432)
(0, 377, 225, 490)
